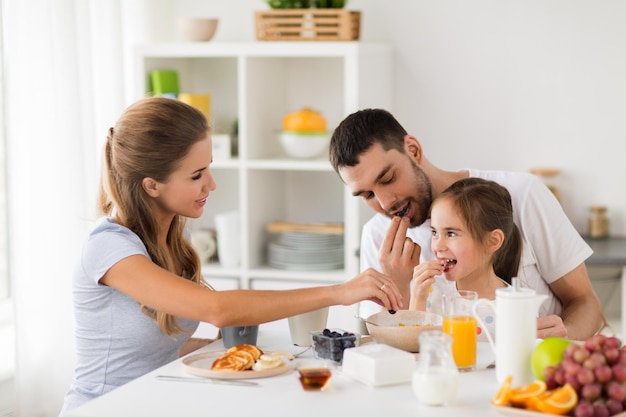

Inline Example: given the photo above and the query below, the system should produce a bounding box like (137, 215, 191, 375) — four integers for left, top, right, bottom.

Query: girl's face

(151, 134, 216, 221)
(430, 198, 492, 284)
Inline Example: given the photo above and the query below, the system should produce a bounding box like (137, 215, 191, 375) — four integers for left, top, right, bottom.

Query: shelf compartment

(139, 56, 238, 135)
(245, 170, 344, 270)
(244, 56, 344, 161)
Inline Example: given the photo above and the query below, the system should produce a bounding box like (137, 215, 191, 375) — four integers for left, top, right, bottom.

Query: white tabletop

(69, 327, 504, 417)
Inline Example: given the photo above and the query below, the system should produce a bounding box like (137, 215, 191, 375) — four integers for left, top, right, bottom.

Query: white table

(68, 325, 505, 417)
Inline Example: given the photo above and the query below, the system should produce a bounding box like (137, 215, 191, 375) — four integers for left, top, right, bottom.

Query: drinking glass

(442, 290, 478, 371)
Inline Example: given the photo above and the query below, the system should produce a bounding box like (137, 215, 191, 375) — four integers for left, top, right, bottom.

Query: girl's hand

(409, 260, 444, 310)
(340, 268, 403, 312)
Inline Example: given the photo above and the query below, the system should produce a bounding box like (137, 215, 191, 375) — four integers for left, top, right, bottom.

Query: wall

(167, 0, 626, 236)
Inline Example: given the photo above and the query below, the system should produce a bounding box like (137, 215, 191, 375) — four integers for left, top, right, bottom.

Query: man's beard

(406, 159, 433, 227)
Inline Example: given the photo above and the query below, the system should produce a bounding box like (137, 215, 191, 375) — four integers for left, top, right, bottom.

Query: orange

(509, 380, 547, 407)
(491, 375, 513, 406)
(282, 107, 327, 133)
(535, 384, 578, 415)
(525, 391, 552, 411)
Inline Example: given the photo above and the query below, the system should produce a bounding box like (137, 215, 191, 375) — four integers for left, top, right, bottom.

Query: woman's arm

(100, 255, 403, 328)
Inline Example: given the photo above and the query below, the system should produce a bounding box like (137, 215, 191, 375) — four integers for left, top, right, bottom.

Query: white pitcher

(471, 278, 548, 386)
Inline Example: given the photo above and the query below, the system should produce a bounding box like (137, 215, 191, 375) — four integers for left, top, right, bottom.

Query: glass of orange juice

(442, 290, 478, 372)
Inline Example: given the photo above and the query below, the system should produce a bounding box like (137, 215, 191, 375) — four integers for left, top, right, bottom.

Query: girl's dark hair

(99, 97, 211, 335)
(329, 108, 407, 173)
(437, 178, 522, 283)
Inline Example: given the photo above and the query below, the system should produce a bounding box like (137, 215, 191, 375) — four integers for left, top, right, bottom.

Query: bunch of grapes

(543, 334, 626, 417)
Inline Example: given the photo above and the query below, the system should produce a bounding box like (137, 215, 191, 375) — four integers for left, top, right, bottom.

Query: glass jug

(412, 330, 459, 406)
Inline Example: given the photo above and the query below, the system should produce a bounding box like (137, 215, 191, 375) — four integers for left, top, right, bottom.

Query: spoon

(292, 346, 312, 358)
(354, 315, 378, 326)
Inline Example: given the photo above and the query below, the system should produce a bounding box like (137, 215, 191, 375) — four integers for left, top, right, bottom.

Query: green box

(149, 70, 179, 97)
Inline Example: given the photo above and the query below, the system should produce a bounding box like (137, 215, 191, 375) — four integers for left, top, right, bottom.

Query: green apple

(531, 337, 572, 380)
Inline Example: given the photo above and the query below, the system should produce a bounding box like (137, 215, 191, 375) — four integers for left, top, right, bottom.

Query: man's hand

(536, 315, 568, 339)
(378, 216, 420, 304)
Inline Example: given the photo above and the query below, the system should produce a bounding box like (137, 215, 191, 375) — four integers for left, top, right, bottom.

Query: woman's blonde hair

(99, 97, 211, 335)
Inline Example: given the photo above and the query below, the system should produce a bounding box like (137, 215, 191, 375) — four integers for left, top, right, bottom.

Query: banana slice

(268, 351, 295, 361)
(252, 355, 283, 371)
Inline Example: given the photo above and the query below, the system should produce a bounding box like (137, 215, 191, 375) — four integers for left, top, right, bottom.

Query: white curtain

(3, 1, 172, 415)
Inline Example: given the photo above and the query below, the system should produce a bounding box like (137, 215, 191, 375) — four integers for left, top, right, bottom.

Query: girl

(59, 97, 401, 415)
(409, 177, 524, 340)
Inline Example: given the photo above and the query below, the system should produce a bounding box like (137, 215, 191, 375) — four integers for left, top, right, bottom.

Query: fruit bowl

(279, 132, 329, 159)
(366, 310, 443, 353)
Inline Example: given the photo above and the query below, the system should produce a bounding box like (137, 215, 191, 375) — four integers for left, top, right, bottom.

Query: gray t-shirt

(59, 217, 198, 415)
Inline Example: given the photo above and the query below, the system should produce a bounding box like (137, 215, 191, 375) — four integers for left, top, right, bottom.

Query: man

(329, 108, 604, 340)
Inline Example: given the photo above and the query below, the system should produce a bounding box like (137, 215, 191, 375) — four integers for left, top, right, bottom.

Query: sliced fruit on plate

(491, 375, 513, 406)
(535, 383, 578, 415)
(525, 391, 552, 412)
(509, 380, 547, 407)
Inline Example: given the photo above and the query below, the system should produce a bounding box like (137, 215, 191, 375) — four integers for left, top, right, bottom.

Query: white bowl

(366, 310, 443, 353)
(177, 18, 219, 42)
(279, 132, 329, 159)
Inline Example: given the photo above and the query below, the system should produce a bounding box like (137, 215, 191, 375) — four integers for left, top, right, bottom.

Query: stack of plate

(268, 232, 344, 271)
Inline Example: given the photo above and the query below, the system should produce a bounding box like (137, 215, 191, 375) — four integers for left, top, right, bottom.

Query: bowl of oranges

(279, 107, 329, 159)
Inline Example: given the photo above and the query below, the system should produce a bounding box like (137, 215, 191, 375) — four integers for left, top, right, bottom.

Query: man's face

(338, 142, 433, 227)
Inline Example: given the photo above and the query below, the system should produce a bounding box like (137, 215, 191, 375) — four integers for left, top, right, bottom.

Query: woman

(59, 97, 401, 415)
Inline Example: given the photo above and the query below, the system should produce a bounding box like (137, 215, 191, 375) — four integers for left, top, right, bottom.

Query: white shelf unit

(134, 42, 392, 332)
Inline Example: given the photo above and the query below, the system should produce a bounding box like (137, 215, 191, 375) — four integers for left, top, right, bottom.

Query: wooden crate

(255, 9, 361, 41)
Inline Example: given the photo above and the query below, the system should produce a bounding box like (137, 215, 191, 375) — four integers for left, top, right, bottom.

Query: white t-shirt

(359, 169, 593, 321)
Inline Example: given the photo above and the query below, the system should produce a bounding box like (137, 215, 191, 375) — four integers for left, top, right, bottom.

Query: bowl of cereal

(366, 310, 443, 353)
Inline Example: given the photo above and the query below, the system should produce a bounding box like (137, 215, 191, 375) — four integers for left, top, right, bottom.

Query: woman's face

(151, 134, 216, 221)
(429, 198, 491, 284)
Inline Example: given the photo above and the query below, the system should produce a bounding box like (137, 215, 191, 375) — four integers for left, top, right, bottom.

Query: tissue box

(342, 343, 415, 386)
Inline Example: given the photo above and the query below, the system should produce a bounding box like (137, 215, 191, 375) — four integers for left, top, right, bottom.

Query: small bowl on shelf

(279, 131, 329, 159)
(177, 17, 219, 42)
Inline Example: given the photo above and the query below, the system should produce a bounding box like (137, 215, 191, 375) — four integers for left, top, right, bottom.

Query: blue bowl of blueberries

(310, 328, 361, 364)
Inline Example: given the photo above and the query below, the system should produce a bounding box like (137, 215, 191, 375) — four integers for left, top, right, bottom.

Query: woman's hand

(409, 260, 443, 310)
(340, 268, 403, 312)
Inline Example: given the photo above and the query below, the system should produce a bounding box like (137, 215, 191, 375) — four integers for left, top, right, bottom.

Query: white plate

(182, 351, 293, 379)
